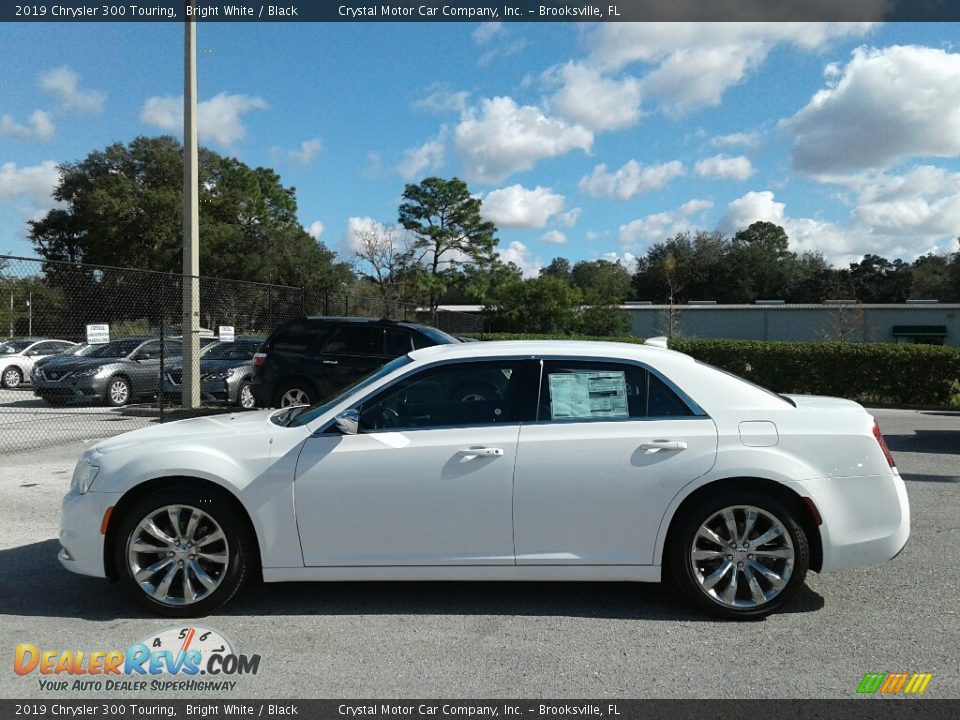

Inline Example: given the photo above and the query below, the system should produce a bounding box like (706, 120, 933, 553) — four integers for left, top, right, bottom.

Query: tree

(570, 260, 632, 304)
(491, 275, 582, 334)
(632, 231, 727, 303)
(398, 177, 498, 311)
(910, 253, 952, 300)
(352, 222, 420, 303)
(848, 254, 912, 303)
(727, 221, 794, 302)
(540, 257, 572, 282)
(29, 136, 352, 294)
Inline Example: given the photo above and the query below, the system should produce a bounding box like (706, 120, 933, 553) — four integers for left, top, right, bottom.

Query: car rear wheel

(2, 366, 23, 388)
(276, 382, 314, 408)
(114, 487, 253, 617)
(104, 376, 131, 407)
(237, 382, 256, 409)
(668, 490, 809, 620)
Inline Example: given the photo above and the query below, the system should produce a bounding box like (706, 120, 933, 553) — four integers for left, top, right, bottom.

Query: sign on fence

(218, 325, 235, 342)
(85, 324, 109, 344)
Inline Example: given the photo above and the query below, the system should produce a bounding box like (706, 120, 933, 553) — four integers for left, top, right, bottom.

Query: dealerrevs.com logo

(857, 672, 934, 695)
(13, 626, 260, 693)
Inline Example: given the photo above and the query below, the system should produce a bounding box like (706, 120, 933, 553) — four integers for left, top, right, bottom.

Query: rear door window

(323, 326, 382, 356)
(383, 329, 414, 357)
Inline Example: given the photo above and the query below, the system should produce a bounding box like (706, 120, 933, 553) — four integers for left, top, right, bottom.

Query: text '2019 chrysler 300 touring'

(58, 339, 909, 620)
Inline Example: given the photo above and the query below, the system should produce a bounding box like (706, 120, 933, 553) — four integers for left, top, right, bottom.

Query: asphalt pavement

(0, 408, 957, 699)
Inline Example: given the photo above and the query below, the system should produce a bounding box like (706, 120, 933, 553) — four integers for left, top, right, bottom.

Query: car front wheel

(2, 366, 23, 388)
(668, 490, 809, 620)
(237, 381, 256, 409)
(275, 382, 314, 408)
(114, 487, 253, 617)
(104, 376, 131, 407)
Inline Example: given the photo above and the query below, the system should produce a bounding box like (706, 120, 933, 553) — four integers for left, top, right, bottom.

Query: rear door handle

(639, 440, 688, 451)
(322, 359, 338, 365)
(458, 447, 504, 458)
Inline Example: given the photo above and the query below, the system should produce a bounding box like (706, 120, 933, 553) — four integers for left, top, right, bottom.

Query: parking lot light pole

(182, 0, 201, 409)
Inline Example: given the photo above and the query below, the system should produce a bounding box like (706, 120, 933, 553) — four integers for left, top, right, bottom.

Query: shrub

(669, 339, 960, 406)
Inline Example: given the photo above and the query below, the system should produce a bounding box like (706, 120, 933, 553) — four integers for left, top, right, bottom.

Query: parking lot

(0, 408, 957, 699)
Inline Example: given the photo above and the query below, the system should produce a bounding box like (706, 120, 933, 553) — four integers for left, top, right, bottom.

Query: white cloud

(710, 131, 761, 149)
(719, 190, 786, 234)
(584, 23, 875, 116)
(557, 207, 582, 228)
(288, 138, 323, 165)
(140, 92, 268, 147)
(0, 110, 54, 140)
(38, 66, 105, 113)
(307, 221, 325, 239)
(540, 230, 567, 245)
(600, 251, 639, 273)
(619, 197, 713, 250)
(454, 96, 592, 183)
(413, 84, 470, 114)
(498, 240, 541, 278)
(481, 185, 567, 229)
(397, 132, 446, 180)
(578, 160, 684, 200)
(694, 154, 754, 181)
(344, 216, 381, 253)
(0, 161, 60, 203)
(472, 22, 505, 45)
(783, 45, 960, 174)
(544, 62, 643, 132)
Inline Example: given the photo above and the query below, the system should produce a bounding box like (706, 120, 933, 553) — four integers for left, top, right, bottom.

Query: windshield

(87, 339, 144, 359)
(284, 355, 414, 428)
(418, 326, 459, 345)
(202, 341, 261, 361)
(0, 340, 33, 354)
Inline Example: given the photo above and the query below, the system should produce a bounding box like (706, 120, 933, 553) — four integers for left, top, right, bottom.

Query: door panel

(294, 426, 520, 566)
(514, 419, 717, 565)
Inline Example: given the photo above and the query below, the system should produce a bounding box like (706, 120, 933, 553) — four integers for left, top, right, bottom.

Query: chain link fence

(1, 255, 483, 453)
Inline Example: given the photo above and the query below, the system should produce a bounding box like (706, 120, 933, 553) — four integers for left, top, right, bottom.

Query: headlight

(206, 368, 241, 381)
(70, 460, 100, 495)
(72, 367, 102, 378)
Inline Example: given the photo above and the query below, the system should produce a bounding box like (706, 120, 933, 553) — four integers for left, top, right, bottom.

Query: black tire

(2, 366, 23, 389)
(667, 489, 809, 620)
(113, 486, 255, 617)
(274, 380, 315, 408)
(103, 376, 132, 407)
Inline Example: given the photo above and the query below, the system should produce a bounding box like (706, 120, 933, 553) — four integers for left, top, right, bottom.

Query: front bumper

(790, 470, 910, 573)
(59, 488, 125, 578)
(163, 373, 234, 403)
(34, 375, 110, 403)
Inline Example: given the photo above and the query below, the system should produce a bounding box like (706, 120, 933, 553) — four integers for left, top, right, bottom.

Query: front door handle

(322, 359, 338, 365)
(639, 439, 688, 451)
(458, 447, 504, 458)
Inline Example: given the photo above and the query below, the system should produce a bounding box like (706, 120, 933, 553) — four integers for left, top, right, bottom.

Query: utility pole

(27, 292, 32, 337)
(181, 0, 201, 409)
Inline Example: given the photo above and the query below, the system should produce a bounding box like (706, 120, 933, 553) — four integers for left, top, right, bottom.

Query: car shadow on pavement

(0, 539, 824, 622)
(886, 430, 960, 455)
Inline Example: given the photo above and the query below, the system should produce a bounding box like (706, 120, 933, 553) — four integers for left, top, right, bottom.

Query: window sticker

(548, 371, 629, 420)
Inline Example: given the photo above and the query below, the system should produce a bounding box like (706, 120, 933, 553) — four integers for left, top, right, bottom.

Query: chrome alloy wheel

(109, 379, 129, 405)
(239, 384, 255, 409)
(690, 505, 795, 609)
(127, 505, 230, 606)
(280, 388, 309, 407)
(3, 367, 22, 388)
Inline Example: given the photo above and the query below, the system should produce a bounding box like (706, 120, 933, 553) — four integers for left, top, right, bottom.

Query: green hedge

(469, 334, 960, 405)
(670, 339, 960, 406)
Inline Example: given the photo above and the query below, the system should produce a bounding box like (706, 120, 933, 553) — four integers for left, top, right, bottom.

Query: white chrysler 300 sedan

(59, 340, 909, 619)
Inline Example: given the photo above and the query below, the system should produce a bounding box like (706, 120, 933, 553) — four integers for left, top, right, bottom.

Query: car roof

(299, 316, 436, 331)
(407, 340, 696, 364)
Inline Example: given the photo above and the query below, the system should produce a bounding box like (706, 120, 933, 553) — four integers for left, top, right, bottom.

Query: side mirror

(334, 408, 359, 435)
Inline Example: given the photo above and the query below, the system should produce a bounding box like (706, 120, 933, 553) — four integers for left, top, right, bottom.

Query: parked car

(33, 337, 182, 406)
(249, 317, 458, 408)
(0, 338, 78, 388)
(163, 337, 264, 409)
(58, 339, 909, 619)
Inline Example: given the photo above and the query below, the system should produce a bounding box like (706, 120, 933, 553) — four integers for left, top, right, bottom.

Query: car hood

(93, 409, 280, 454)
(164, 359, 252, 372)
(45, 357, 124, 372)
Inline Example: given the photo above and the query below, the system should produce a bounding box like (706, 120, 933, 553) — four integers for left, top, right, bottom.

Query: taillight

(252, 352, 267, 368)
(873, 420, 896, 468)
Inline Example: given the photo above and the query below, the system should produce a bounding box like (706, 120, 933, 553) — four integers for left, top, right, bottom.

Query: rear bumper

(789, 470, 910, 573)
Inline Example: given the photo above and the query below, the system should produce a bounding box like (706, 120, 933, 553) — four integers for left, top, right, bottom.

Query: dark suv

(250, 317, 458, 408)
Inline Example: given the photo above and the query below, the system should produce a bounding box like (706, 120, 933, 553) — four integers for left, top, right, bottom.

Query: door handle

(322, 359, 338, 365)
(457, 447, 504, 458)
(639, 440, 688, 451)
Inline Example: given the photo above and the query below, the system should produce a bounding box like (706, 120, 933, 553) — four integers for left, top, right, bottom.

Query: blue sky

(2, 21, 960, 276)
